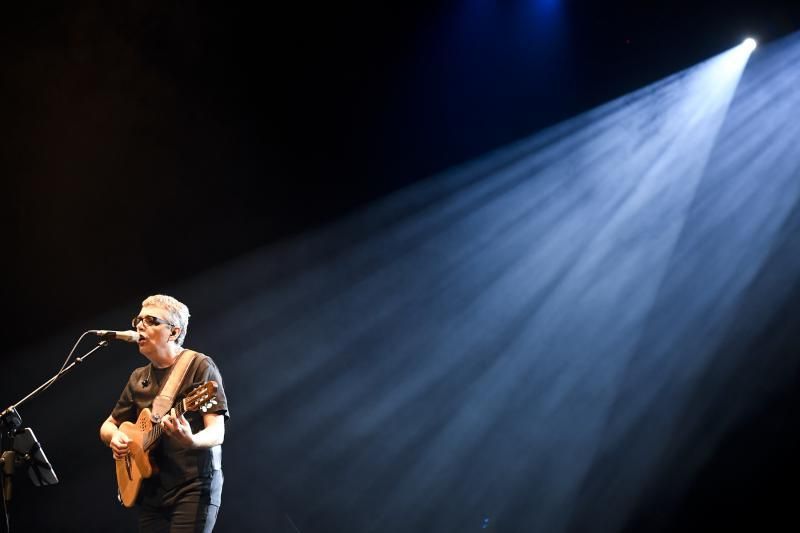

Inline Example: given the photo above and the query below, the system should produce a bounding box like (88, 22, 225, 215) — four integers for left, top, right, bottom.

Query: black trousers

(138, 470, 223, 533)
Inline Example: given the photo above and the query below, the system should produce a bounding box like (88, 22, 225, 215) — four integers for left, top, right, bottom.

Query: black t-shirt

(111, 351, 229, 494)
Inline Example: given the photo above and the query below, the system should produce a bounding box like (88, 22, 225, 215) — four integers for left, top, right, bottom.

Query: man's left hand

(161, 408, 195, 448)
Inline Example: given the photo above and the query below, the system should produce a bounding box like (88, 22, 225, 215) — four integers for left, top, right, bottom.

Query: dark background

(3, 1, 800, 531)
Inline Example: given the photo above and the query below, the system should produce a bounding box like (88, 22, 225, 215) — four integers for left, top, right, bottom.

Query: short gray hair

(142, 294, 191, 346)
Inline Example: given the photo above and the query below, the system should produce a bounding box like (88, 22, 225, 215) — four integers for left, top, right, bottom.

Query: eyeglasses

(132, 315, 174, 328)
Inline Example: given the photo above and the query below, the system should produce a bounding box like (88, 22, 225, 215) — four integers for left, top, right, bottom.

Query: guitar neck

(144, 398, 187, 451)
(139, 381, 217, 452)
(174, 399, 188, 419)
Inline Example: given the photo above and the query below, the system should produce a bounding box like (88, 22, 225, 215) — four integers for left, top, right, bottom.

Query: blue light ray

(162, 35, 795, 532)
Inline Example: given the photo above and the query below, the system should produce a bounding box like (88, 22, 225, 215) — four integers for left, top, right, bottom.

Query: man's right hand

(110, 430, 131, 459)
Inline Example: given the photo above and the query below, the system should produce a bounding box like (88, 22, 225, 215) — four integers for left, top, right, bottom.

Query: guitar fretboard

(143, 399, 187, 451)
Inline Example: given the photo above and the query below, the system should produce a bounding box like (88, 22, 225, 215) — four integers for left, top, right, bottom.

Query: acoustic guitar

(115, 380, 218, 507)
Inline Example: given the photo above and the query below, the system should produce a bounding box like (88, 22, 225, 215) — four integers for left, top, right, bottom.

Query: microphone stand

(0, 337, 111, 533)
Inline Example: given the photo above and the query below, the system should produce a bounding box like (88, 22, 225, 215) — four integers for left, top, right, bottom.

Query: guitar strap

(150, 349, 197, 423)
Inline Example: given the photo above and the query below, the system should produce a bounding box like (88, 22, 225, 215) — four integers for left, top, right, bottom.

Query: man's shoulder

(181, 348, 207, 360)
(183, 350, 212, 368)
(182, 350, 225, 381)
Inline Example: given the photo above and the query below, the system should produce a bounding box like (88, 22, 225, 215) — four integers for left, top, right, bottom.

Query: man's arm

(100, 415, 131, 458)
(162, 410, 225, 449)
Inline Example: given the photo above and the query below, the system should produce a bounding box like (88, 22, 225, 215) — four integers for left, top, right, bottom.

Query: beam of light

(554, 50, 800, 533)
(743, 37, 757, 52)
(361, 41, 756, 533)
(201, 39, 775, 532)
(183, 38, 780, 533)
(10, 34, 798, 533)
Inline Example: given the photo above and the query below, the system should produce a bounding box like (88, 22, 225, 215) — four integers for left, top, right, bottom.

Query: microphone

(90, 330, 140, 343)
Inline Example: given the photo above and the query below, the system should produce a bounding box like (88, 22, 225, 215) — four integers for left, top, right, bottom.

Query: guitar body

(115, 407, 157, 508)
